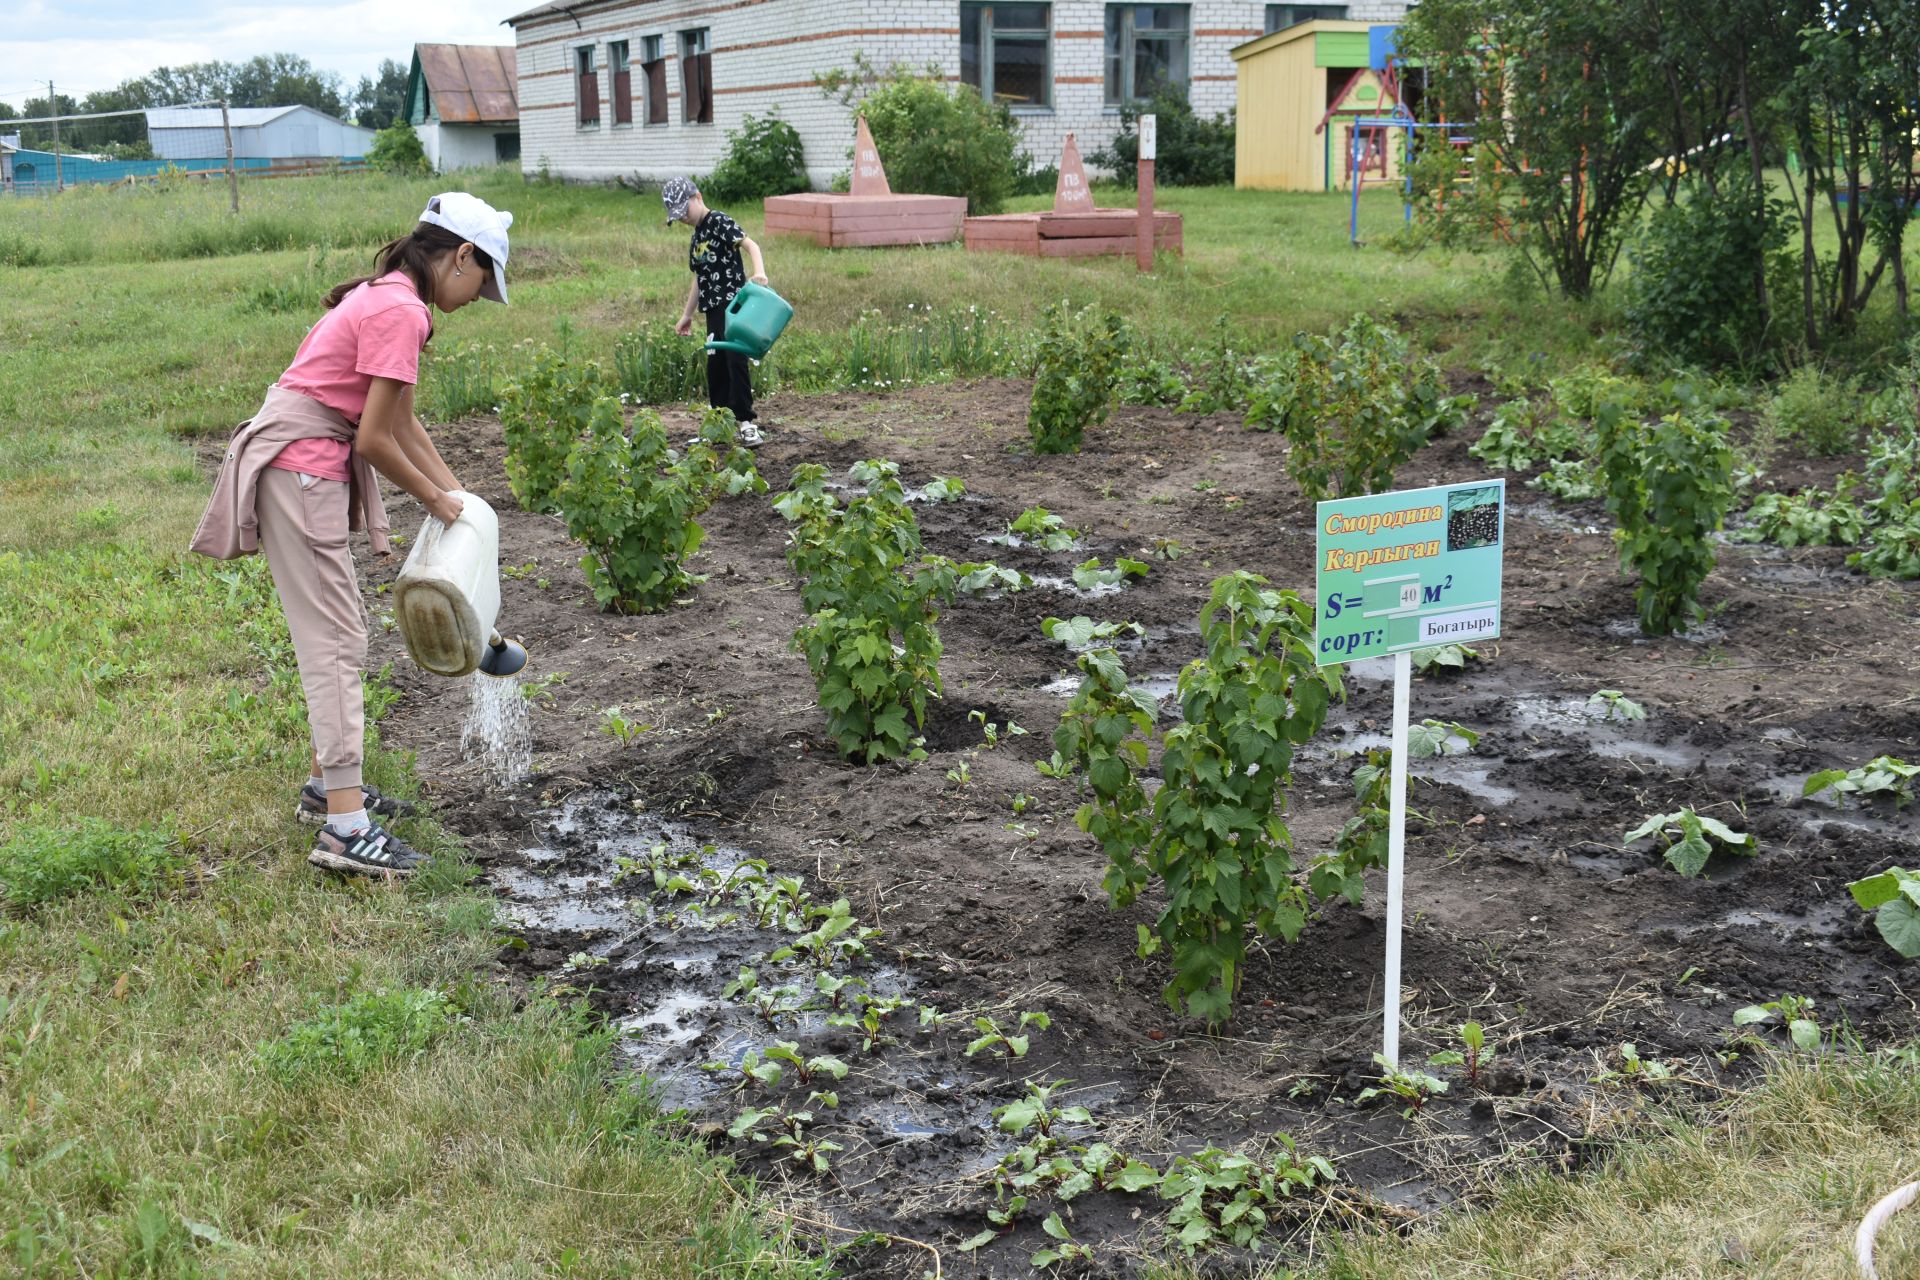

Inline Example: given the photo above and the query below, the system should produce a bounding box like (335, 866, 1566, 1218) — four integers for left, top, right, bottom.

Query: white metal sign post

(1314, 480, 1507, 1068)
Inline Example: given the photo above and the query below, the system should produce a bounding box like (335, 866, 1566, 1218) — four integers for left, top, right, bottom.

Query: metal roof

(144, 106, 305, 129)
(505, 0, 622, 26)
(414, 44, 519, 124)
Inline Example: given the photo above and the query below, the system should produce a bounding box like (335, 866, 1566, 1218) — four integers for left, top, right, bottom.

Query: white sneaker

(737, 422, 765, 449)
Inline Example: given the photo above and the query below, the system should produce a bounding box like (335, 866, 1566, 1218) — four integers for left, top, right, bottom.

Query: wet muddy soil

(366, 379, 1920, 1276)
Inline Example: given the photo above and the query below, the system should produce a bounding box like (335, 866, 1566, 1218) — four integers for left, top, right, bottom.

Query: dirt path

(369, 380, 1920, 1275)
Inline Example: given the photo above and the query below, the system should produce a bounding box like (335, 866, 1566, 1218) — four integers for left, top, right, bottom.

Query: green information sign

(1313, 479, 1506, 666)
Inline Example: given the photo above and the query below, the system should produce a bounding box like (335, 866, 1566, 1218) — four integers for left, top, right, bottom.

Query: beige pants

(255, 467, 367, 792)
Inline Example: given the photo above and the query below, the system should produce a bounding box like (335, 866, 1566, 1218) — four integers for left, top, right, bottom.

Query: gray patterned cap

(661, 176, 697, 225)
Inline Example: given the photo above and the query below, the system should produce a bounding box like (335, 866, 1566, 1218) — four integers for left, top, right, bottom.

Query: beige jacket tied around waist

(189, 385, 391, 560)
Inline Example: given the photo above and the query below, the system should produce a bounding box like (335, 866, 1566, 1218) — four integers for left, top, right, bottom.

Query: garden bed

(368, 379, 1920, 1275)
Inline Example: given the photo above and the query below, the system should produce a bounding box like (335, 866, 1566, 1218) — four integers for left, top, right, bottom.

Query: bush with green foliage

(1246, 314, 1469, 501)
(1470, 395, 1594, 473)
(1596, 403, 1736, 635)
(1735, 483, 1867, 548)
(1094, 91, 1236, 188)
(1764, 366, 1864, 457)
(499, 346, 609, 514)
(0, 819, 185, 908)
(818, 62, 1022, 213)
(555, 398, 712, 613)
(1028, 302, 1131, 453)
(1623, 185, 1793, 370)
(366, 120, 430, 175)
(1179, 316, 1260, 416)
(259, 988, 454, 1082)
(777, 461, 959, 762)
(701, 110, 809, 204)
(1046, 572, 1342, 1026)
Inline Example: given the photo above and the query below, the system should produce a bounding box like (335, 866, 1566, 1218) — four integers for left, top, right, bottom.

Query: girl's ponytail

(323, 223, 495, 311)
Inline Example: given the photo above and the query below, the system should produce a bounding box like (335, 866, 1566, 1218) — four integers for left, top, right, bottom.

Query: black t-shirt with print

(689, 210, 747, 312)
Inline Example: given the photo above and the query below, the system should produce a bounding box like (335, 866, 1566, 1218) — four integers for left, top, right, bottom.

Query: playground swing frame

(1348, 114, 1476, 244)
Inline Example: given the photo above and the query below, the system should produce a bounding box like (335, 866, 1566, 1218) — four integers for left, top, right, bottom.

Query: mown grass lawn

(3, 164, 1917, 1278)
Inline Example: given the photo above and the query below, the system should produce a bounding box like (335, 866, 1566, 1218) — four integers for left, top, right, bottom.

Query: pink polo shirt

(270, 273, 433, 481)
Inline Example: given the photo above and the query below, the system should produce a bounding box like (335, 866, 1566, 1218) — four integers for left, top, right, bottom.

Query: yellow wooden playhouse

(1231, 21, 1408, 193)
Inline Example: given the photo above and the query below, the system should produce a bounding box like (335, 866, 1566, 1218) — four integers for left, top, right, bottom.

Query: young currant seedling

(1009, 506, 1081, 551)
(1355, 1053, 1449, 1118)
(1587, 689, 1648, 722)
(1407, 718, 1480, 759)
(1733, 994, 1822, 1051)
(1848, 867, 1920, 958)
(1411, 643, 1482, 674)
(966, 1011, 1051, 1060)
(599, 705, 650, 745)
(1071, 557, 1151, 591)
(1427, 1020, 1490, 1086)
(1623, 809, 1756, 877)
(1804, 756, 1918, 809)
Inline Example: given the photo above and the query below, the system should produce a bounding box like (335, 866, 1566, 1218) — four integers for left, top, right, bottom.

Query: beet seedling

(966, 1011, 1051, 1060)
(811, 972, 867, 1010)
(1623, 809, 1756, 877)
(1356, 1053, 1448, 1117)
(969, 709, 1027, 748)
(1031, 1212, 1094, 1270)
(1595, 1042, 1677, 1083)
(728, 1105, 841, 1174)
(1159, 1139, 1337, 1253)
(1847, 867, 1920, 958)
(1427, 1020, 1490, 1086)
(994, 1079, 1092, 1138)
(599, 706, 650, 746)
(761, 1041, 849, 1086)
(1733, 994, 1822, 1051)
(704, 1047, 784, 1092)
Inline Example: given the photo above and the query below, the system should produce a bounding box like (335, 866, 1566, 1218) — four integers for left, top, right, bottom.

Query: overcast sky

(0, 1, 517, 106)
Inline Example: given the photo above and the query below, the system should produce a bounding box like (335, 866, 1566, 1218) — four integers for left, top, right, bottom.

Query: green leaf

(1876, 899, 1920, 959)
(1031, 1248, 1062, 1268)
(1731, 1005, 1771, 1027)
(958, 1229, 997, 1252)
(1110, 1160, 1162, 1192)
(1804, 768, 1848, 797)
(1663, 828, 1714, 878)
(1042, 1211, 1070, 1241)
(1788, 1018, 1822, 1051)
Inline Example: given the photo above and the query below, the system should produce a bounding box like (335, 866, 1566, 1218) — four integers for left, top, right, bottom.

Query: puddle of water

(1028, 574, 1123, 600)
(1509, 501, 1604, 536)
(1591, 737, 1704, 770)
(1603, 617, 1730, 646)
(1041, 670, 1180, 710)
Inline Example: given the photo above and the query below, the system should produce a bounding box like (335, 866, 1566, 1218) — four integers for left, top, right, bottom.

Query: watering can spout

(479, 633, 528, 678)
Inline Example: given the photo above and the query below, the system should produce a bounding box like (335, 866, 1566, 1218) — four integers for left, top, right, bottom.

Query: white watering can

(393, 491, 528, 679)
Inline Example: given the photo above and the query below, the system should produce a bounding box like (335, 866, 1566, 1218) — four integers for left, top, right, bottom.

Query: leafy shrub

(1734, 483, 1867, 548)
(822, 64, 1022, 214)
(1311, 749, 1390, 908)
(499, 346, 608, 514)
(1246, 314, 1468, 502)
(1596, 404, 1736, 635)
(555, 398, 710, 613)
(1048, 572, 1342, 1026)
(1117, 356, 1191, 407)
(1765, 366, 1863, 457)
(1623, 183, 1792, 370)
(1028, 302, 1130, 454)
(0, 819, 185, 908)
(1850, 505, 1920, 578)
(366, 120, 430, 176)
(259, 988, 454, 1082)
(1094, 90, 1236, 188)
(1846, 419, 1920, 578)
(702, 110, 809, 203)
(777, 461, 958, 762)
(1179, 317, 1259, 416)
(1469, 396, 1592, 473)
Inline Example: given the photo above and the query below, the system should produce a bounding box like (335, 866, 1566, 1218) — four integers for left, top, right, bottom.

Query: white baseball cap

(419, 192, 513, 304)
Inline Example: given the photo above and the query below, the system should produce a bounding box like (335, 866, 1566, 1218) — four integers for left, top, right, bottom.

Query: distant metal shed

(143, 105, 375, 161)
(407, 44, 521, 172)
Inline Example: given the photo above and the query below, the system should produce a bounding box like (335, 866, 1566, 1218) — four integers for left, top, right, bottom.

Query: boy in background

(663, 177, 769, 446)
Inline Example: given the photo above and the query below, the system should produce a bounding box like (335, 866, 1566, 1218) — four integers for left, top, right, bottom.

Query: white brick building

(507, 2, 1413, 187)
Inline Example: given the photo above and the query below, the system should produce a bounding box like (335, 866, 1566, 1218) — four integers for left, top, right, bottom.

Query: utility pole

(220, 99, 239, 213)
(49, 80, 61, 193)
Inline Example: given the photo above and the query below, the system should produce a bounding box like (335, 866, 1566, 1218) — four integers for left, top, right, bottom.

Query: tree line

(0, 54, 409, 158)
(1399, 0, 1920, 365)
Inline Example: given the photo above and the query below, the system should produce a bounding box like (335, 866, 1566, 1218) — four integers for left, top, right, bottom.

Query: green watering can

(705, 282, 793, 358)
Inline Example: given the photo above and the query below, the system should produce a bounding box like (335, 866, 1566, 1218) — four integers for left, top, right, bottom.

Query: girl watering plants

(191, 193, 513, 879)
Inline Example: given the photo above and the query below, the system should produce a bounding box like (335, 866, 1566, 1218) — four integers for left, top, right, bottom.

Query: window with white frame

(960, 4, 1052, 108)
(1104, 5, 1189, 106)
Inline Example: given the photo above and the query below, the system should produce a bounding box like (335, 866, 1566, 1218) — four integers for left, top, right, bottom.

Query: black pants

(704, 307, 755, 424)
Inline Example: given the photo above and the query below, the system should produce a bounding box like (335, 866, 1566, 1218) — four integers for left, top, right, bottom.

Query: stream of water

(460, 672, 532, 786)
